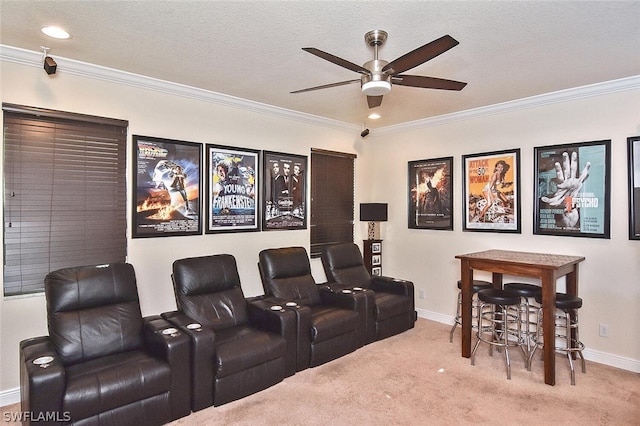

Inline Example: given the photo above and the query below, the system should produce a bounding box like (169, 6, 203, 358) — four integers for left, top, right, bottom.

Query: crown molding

(2, 45, 638, 136)
(0, 45, 359, 132)
(375, 74, 640, 136)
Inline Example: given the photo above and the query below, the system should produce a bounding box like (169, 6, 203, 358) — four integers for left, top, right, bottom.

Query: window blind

(3, 104, 128, 296)
(310, 149, 356, 258)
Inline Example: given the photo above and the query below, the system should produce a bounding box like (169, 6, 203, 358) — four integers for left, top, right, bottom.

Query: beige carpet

(169, 318, 638, 425)
(3, 319, 638, 425)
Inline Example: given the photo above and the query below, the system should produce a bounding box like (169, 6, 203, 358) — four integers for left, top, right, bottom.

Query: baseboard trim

(0, 387, 19, 407)
(416, 308, 640, 373)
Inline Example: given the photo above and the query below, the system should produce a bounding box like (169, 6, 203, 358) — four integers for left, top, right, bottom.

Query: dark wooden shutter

(3, 104, 128, 296)
(310, 149, 355, 258)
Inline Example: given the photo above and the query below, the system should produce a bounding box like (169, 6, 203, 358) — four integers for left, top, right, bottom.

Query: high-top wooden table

(455, 249, 585, 385)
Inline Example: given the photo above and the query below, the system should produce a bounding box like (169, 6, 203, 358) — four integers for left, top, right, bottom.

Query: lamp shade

(359, 203, 388, 222)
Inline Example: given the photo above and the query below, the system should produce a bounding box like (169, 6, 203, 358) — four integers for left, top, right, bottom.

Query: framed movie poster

(534, 140, 611, 238)
(262, 151, 307, 230)
(462, 149, 521, 233)
(629, 136, 640, 240)
(133, 135, 202, 238)
(408, 157, 453, 230)
(206, 144, 260, 233)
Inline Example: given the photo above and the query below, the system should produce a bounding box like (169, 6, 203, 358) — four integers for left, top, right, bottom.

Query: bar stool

(471, 288, 526, 380)
(449, 279, 493, 342)
(529, 293, 586, 385)
(504, 282, 542, 360)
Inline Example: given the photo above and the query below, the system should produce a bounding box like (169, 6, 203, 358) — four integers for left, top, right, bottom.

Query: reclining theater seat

(19, 263, 191, 426)
(321, 242, 416, 344)
(163, 254, 295, 411)
(258, 246, 361, 368)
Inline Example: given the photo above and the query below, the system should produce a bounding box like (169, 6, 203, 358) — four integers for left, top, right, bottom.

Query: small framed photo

(629, 136, 640, 240)
(372, 255, 381, 266)
(262, 151, 307, 230)
(462, 149, 521, 233)
(206, 144, 260, 233)
(408, 157, 453, 230)
(132, 135, 202, 238)
(372, 242, 381, 253)
(371, 267, 382, 276)
(534, 140, 611, 238)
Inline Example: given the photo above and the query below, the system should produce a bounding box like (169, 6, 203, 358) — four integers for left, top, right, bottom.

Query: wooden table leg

(566, 267, 580, 359)
(541, 269, 557, 385)
(461, 260, 473, 358)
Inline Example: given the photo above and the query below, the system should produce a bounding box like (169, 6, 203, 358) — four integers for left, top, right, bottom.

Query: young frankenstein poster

(208, 146, 259, 232)
(408, 158, 453, 230)
(134, 136, 201, 237)
(535, 141, 609, 237)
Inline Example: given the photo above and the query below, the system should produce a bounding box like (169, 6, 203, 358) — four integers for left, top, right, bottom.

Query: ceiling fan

(291, 30, 467, 108)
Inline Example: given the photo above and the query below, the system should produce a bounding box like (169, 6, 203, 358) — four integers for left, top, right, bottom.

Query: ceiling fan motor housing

(361, 59, 391, 96)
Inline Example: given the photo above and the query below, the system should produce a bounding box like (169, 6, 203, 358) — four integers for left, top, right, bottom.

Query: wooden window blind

(310, 149, 356, 258)
(3, 104, 128, 296)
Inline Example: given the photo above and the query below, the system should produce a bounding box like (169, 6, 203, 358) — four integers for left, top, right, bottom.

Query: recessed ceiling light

(368, 112, 381, 120)
(41, 26, 71, 40)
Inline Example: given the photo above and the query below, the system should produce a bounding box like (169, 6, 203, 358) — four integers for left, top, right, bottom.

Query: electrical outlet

(418, 289, 425, 299)
(599, 323, 609, 337)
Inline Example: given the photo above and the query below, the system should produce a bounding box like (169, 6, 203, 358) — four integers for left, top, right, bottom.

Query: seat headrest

(173, 254, 241, 296)
(258, 247, 312, 280)
(45, 263, 139, 313)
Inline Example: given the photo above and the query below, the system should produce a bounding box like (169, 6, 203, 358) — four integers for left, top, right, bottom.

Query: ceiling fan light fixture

(361, 80, 391, 96)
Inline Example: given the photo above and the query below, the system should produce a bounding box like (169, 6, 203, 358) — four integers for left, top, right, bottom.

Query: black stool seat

(477, 288, 521, 306)
(457, 279, 493, 293)
(534, 293, 582, 310)
(504, 282, 542, 298)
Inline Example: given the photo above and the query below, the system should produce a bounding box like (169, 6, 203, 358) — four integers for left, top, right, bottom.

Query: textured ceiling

(1, 1, 639, 128)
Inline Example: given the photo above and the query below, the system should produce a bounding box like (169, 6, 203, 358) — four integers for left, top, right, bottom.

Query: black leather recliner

(19, 263, 191, 426)
(162, 254, 295, 411)
(258, 246, 362, 368)
(321, 242, 416, 343)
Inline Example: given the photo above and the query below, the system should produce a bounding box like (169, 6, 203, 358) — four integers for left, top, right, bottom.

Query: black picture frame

(205, 144, 260, 233)
(534, 140, 611, 238)
(262, 151, 307, 230)
(462, 149, 521, 233)
(132, 135, 202, 238)
(628, 136, 640, 240)
(408, 156, 454, 230)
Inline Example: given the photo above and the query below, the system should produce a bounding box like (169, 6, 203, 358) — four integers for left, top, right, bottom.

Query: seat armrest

(161, 311, 216, 411)
(247, 299, 297, 377)
(143, 315, 191, 420)
(371, 276, 414, 297)
(19, 336, 66, 422)
(319, 285, 368, 347)
(319, 284, 367, 311)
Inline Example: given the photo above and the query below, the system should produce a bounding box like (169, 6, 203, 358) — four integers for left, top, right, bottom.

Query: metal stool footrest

(529, 293, 586, 385)
(449, 280, 492, 342)
(470, 288, 528, 380)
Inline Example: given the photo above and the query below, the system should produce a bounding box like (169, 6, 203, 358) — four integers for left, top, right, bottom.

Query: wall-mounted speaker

(44, 56, 57, 75)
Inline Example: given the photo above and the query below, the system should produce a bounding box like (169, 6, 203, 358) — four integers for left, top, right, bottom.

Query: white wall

(1, 50, 639, 402)
(362, 87, 640, 366)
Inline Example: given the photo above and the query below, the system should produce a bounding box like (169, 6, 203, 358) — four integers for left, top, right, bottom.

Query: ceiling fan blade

(392, 75, 467, 91)
(302, 48, 370, 75)
(382, 35, 459, 75)
(367, 95, 383, 108)
(290, 79, 360, 94)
